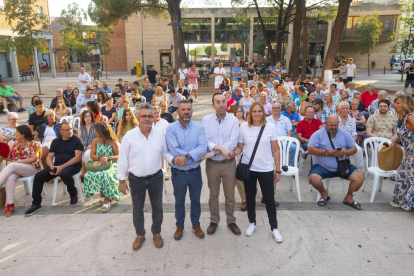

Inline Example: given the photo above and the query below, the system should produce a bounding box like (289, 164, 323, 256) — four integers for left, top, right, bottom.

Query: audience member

(99, 81, 112, 94)
(353, 92, 367, 114)
(300, 91, 315, 116)
(0, 112, 18, 143)
(117, 99, 132, 122)
(153, 106, 169, 135)
(250, 85, 259, 102)
(54, 97, 71, 120)
(187, 63, 199, 103)
(336, 77, 345, 93)
(159, 101, 174, 123)
(146, 65, 162, 89)
(297, 106, 323, 159)
(297, 86, 308, 105)
(29, 100, 46, 131)
(300, 76, 311, 89)
(314, 84, 324, 99)
(240, 88, 253, 115)
(117, 108, 138, 141)
(142, 81, 155, 104)
(260, 92, 272, 116)
(77, 110, 96, 176)
(249, 75, 259, 89)
(152, 86, 166, 106)
(247, 62, 256, 87)
(231, 86, 243, 107)
(50, 89, 70, 109)
(77, 67, 91, 94)
(281, 101, 300, 137)
(323, 93, 337, 115)
(36, 110, 61, 168)
(329, 84, 341, 102)
(368, 90, 387, 114)
(167, 87, 183, 114)
(112, 84, 122, 101)
(75, 88, 95, 115)
(101, 97, 117, 125)
(313, 98, 328, 125)
(366, 99, 397, 140)
(225, 90, 236, 113)
(345, 81, 357, 100)
(28, 96, 40, 121)
(97, 91, 107, 109)
(123, 81, 132, 94)
(360, 83, 378, 108)
(63, 84, 76, 107)
(349, 99, 366, 145)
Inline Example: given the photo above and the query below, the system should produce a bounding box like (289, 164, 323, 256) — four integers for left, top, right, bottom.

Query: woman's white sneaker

(245, 223, 256, 236)
(273, 229, 283, 243)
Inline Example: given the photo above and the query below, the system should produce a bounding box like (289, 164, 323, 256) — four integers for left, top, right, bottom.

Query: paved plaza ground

(0, 71, 413, 275)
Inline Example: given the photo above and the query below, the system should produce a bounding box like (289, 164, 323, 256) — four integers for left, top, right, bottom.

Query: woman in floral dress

(349, 99, 366, 146)
(84, 121, 121, 212)
(390, 96, 414, 211)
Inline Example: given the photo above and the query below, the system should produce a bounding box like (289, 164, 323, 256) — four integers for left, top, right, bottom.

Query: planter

(131, 68, 137, 75)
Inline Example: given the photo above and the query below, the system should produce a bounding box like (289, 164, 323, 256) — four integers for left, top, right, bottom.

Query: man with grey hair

(50, 88, 70, 109)
(231, 86, 243, 106)
(391, 91, 405, 109)
(281, 101, 301, 138)
(368, 90, 387, 114)
(314, 84, 324, 99)
(118, 104, 183, 251)
(345, 81, 357, 100)
(353, 92, 368, 114)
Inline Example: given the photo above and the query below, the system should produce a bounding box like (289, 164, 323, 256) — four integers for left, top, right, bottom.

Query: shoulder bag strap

(248, 124, 266, 167)
(326, 128, 340, 164)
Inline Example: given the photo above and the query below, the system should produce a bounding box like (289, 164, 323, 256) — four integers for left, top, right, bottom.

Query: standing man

(346, 58, 356, 83)
(271, 61, 282, 82)
(214, 62, 226, 93)
(0, 80, 25, 113)
(117, 104, 182, 251)
(334, 60, 347, 81)
(247, 62, 256, 88)
(166, 100, 207, 240)
(201, 93, 241, 236)
(178, 63, 188, 85)
(360, 83, 378, 108)
(75, 88, 94, 115)
(231, 61, 242, 88)
(146, 65, 162, 89)
(390, 55, 396, 71)
(77, 67, 91, 95)
(187, 63, 199, 103)
(403, 62, 414, 96)
(165, 62, 175, 88)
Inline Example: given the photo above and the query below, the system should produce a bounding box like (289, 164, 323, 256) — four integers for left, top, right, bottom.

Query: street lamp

(168, 17, 186, 84)
(277, 30, 290, 65)
(314, 15, 327, 78)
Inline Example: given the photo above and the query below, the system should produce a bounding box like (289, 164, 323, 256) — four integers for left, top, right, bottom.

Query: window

(384, 21, 390, 30)
(182, 18, 211, 43)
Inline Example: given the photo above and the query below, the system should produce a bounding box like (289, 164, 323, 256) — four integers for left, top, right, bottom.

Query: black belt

(171, 166, 200, 173)
(131, 169, 162, 180)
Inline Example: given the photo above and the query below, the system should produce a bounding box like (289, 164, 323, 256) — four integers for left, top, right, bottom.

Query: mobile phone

(336, 147, 342, 151)
(53, 168, 57, 174)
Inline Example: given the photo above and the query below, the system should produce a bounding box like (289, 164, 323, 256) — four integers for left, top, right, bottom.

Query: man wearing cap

(167, 88, 183, 114)
(345, 82, 357, 100)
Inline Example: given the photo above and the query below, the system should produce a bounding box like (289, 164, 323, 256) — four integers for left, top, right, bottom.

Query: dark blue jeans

(171, 167, 202, 227)
(168, 106, 178, 113)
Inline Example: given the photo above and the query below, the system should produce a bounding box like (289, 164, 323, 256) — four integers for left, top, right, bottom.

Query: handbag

(326, 129, 351, 179)
(378, 143, 403, 171)
(356, 125, 366, 131)
(236, 125, 266, 181)
(85, 159, 112, 172)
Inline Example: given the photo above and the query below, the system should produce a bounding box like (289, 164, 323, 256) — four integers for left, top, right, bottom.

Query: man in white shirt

(77, 67, 91, 95)
(75, 88, 94, 115)
(201, 92, 241, 236)
(214, 62, 226, 93)
(178, 63, 188, 85)
(345, 81, 357, 100)
(117, 104, 182, 251)
(346, 58, 356, 83)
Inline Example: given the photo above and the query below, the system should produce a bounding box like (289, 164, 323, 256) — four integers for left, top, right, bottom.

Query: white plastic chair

(315, 179, 346, 203)
(107, 92, 112, 97)
(278, 136, 301, 201)
(73, 117, 80, 128)
(362, 137, 397, 202)
(17, 175, 46, 196)
(68, 108, 73, 116)
(294, 98, 300, 112)
(60, 116, 74, 125)
(52, 171, 84, 205)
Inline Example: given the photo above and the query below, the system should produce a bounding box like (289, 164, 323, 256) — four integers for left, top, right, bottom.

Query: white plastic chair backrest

(294, 98, 300, 112)
(277, 136, 300, 168)
(68, 108, 73, 116)
(73, 117, 81, 128)
(102, 115, 109, 122)
(374, 109, 379, 115)
(60, 116, 74, 125)
(141, 96, 146, 103)
(107, 92, 112, 97)
(364, 137, 392, 169)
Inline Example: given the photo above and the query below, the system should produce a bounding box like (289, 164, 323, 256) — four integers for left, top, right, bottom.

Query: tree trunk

(321, 0, 353, 81)
(290, 0, 303, 79)
(300, 0, 308, 80)
(253, 0, 275, 65)
(166, 0, 186, 70)
(367, 53, 370, 76)
(275, 1, 284, 61)
(105, 54, 108, 78)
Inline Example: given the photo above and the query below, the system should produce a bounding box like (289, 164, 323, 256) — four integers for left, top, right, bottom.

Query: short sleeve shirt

(232, 67, 242, 81)
(297, 118, 323, 139)
(214, 67, 225, 83)
(178, 68, 188, 80)
(0, 86, 15, 97)
(247, 68, 255, 80)
(187, 69, 199, 85)
(360, 91, 378, 107)
(339, 116, 357, 137)
(366, 112, 397, 139)
(339, 65, 347, 76)
(267, 116, 292, 137)
(406, 68, 414, 81)
(166, 67, 174, 80)
(346, 64, 356, 77)
(271, 67, 282, 81)
(49, 136, 84, 166)
(147, 70, 158, 83)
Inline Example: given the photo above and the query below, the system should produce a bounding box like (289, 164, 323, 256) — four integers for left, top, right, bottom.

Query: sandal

(5, 203, 14, 217)
(401, 206, 412, 212)
(317, 196, 330, 207)
(343, 201, 363, 210)
(101, 201, 111, 213)
(390, 201, 401, 208)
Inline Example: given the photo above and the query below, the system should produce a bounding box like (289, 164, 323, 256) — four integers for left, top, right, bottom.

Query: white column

(9, 50, 20, 84)
(249, 16, 254, 62)
(285, 23, 294, 71)
(211, 16, 215, 61)
(48, 39, 57, 78)
(324, 20, 332, 59)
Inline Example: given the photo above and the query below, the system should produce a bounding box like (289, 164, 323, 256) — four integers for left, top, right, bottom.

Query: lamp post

(141, 12, 145, 75)
(168, 16, 186, 84)
(314, 15, 327, 78)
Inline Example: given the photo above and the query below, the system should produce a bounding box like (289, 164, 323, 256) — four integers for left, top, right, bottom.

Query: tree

(0, 0, 49, 94)
(354, 14, 382, 76)
(321, 0, 353, 81)
(204, 45, 218, 56)
(221, 43, 228, 52)
(190, 49, 199, 61)
(58, 4, 92, 62)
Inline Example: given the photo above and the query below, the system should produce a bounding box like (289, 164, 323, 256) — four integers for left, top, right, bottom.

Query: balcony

(340, 28, 394, 41)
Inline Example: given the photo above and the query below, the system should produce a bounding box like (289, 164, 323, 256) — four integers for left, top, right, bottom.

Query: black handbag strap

(326, 128, 340, 164)
(248, 124, 266, 167)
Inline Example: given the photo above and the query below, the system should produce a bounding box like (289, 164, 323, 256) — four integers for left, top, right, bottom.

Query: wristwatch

(108, 156, 112, 161)
(342, 152, 346, 158)
(213, 151, 218, 156)
(275, 171, 282, 174)
(185, 154, 190, 159)
(98, 156, 102, 161)
(325, 150, 328, 156)
(171, 158, 175, 165)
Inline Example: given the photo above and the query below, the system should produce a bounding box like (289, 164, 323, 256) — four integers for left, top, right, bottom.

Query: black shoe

(24, 205, 42, 217)
(17, 108, 24, 113)
(70, 195, 78, 205)
(20, 107, 27, 111)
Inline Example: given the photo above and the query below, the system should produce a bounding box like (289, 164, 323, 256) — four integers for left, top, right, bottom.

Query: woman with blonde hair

(54, 97, 71, 120)
(116, 108, 138, 141)
(84, 122, 121, 212)
(323, 92, 337, 115)
(152, 86, 166, 106)
(233, 102, 283, 242)
(240, 88, 253, 115)
(321, 82, 328, 94)
(390, 96, 414, 211)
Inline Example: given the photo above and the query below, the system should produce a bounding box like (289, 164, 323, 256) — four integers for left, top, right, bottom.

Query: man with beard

(308, 115, 365, 210)
(201, 93, 241, 236)
(313, 98, 328, 125)
(166, 100, 208, 240)
(366, 99, 397, 140)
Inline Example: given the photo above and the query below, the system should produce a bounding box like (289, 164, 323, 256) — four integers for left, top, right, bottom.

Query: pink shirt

(187, 69, 199, 85)
(263, 102, 272, 116)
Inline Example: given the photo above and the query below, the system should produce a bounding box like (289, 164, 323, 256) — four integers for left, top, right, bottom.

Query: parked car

(393, 58, 413, 72)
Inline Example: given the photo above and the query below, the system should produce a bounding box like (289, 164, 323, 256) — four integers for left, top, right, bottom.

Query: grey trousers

(129, 170, 163, 236)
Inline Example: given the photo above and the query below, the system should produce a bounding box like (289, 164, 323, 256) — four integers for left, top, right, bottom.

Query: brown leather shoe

(132, 235, 145, 251)
(153, 234, 164, 248)
(241, 202, 247, 212)
(261, 197, 280, 207)
(227, 223, 241, 236)
(174, 226, 184, 241)
(207, 222, 218, 235)
(192, 225, 205, 239)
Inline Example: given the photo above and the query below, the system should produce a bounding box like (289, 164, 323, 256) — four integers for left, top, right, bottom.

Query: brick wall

(105, 19, 128, 71)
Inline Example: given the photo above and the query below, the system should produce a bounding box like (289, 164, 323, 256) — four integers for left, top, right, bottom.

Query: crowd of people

(0, 61, 413, 252)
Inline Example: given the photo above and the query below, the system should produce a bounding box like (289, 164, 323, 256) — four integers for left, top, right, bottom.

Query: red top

(360, 91, 378, 108)
(297, 118, 323, 139)
(226, 98, 236, 112)
(94, 112, 103, 121)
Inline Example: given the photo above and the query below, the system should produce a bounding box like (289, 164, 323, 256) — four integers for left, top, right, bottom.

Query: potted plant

(131, 66, 137, 75)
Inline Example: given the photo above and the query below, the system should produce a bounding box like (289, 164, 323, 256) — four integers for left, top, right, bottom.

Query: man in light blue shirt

(75, 88, 95, 115)
(271, 61, 282, 82)
(308, 115, 365, 210)
(166, 100, 208, 240)
(231, 62, 242, 83)
(99, 81, 112, 95)
(201, 93, 241, 235)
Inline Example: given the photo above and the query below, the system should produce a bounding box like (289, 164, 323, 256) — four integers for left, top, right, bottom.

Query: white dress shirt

(153, 118, 169, 135)
(116, 126, 174, 180)
(202, 112, 240, 161)
(77, 72, 91, 90)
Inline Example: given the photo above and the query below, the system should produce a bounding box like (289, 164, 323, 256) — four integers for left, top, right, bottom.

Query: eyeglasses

(140, 115, 154, 120)
(214, 100, 227, 105)
(272, 107, 281, 110)
(9, 118, 18, 121)
(61, 128, 73, 132)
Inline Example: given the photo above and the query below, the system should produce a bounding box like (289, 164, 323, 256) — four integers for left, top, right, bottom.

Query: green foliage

(390, 0, 414, 57)
(204, 45, 218, 56)
(220, 43, 228, 52)
(361, 1, 380, 5)
(190, 49, 199, 56)
(0, 0, 50, 57)
(354, 13, 383, 56)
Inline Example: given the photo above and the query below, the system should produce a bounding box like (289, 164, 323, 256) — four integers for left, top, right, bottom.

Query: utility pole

(141, 12, 145, 76)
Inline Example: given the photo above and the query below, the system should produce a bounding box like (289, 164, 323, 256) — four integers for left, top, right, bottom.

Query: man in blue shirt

(308, 115, 365, 210)
(390, 55, 396, 71)
(281, 101, 301, 138)
(142, 81, 155, 104)
(231, 87, 243, 106)
(231, 61, 242, 84)
(166, 100, 208, 240)
(99, 81, 112, 95)
(271, 61, 282, 82)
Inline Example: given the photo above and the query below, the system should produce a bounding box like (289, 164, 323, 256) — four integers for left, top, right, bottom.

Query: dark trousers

(129, 170, 163, 236)
(171, 167, 202, 227)
(168, 106, 178, 113)
(244, 170, 278, 230)
(32, 165, 81, 206)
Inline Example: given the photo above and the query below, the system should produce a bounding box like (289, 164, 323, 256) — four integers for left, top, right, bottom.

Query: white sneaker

(3, 109, 9, 113)
(272, 228, 283, 243)
(245, 223, 256, 236)
(195, 99, 199, 103)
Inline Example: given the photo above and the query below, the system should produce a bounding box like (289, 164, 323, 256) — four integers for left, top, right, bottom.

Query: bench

(20, 71, 33, 82)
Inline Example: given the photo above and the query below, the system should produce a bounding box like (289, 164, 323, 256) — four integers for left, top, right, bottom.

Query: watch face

(185, 154, 189, 159)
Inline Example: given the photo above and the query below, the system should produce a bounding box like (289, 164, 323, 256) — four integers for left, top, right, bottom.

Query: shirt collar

(215, 113, 227, 122)
(178, 120, 192, 129)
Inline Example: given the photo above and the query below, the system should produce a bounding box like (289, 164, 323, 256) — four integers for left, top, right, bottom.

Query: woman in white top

(323, 92, 337, 115)
(233, 102, 283, 242)
(321, 82, 329, 94)
(0, 112, 19, 144)
(152, 86, 166, 106)
(35, 110, 60, 169)
(240, 88, 253, 115)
